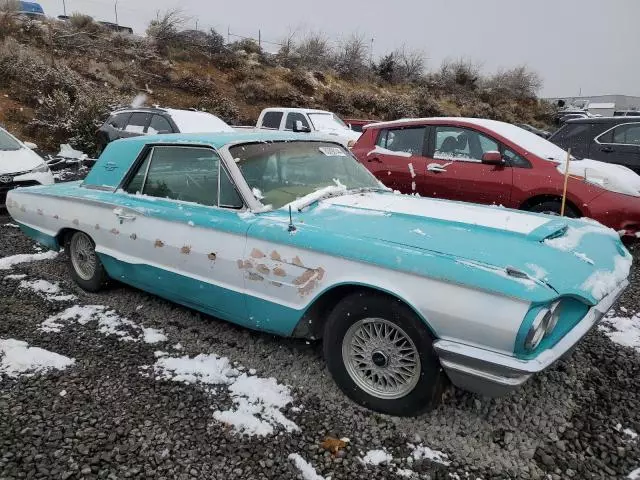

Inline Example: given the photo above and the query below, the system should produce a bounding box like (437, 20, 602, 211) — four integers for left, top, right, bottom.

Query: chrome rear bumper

(433, 280, 628, 397)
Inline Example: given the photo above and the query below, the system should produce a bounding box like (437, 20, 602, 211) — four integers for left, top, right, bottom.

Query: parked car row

(6, 129, 631, 416)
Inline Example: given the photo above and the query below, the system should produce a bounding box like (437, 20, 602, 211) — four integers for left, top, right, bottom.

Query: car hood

(0, 148, 44, 175)
(557, 158, 640, 197)
(296, 192, 631, 305)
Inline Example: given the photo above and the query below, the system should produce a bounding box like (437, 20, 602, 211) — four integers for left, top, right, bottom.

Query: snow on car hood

(307, 192, 630, 303)
(557, 159, 640, 197)
(0, 148, 45, 175)
(317, 127, 361, 142)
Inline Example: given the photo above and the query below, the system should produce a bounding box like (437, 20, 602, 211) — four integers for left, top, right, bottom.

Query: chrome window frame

(594, 122, 640, 148)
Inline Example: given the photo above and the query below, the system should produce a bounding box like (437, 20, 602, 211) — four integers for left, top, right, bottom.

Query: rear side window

(124, 112, 152, 134)
(262, 111, 283, 129)
(148, 115, 173, 134)
(107, 113, 130, 130)
(611, 124, 640, 145)
(376, 127, 426, 155)
(284, 112, 310, 130)
(124, 146, 242, 208)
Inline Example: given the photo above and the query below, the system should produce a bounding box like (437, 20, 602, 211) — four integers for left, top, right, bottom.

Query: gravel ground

(1, 198, 639, 479)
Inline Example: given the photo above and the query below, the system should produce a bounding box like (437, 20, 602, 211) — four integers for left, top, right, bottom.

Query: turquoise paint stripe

(18, 223, 61, 251)
(98, 253, 302, 336)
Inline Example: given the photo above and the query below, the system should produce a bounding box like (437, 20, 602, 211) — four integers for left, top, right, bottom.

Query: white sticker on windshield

(319, 147, 346, 157)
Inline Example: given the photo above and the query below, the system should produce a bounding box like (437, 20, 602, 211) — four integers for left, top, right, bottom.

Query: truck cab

(255, 108, 361, 148)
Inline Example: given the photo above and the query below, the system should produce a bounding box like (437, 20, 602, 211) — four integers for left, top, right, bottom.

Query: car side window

(611, 123, 640, 146)
(262, 111, 283, 129)
(108, 113, 130, 130)
(284, 112, 310, 130)
(376, 127, 425, 155)
(148, 115, 173, 135)
(125, 113, 152, 134)
(503, 148, 531, 168)
(434, 126, 498, 162)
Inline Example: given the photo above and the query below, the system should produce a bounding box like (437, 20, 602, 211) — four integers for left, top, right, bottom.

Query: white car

(0, 127, 54, 206)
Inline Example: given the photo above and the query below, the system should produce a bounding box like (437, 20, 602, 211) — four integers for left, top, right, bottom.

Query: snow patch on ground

(288, 453, 325, 480)
(3, 223, 19, 228)
(18, 279, 77, 302)
(360, 449, 393, 466)
(0, 338, 74, 378)
(599, 312, 640, 352)
(581, 255, 632, 301)
(147, 353, 298, 436)
(408, 443, 451, 466)
(0, 251, 58, 270)
(629, 467, 640, 479)
(396, 468, 416, 477)
(4, 274, 27, 280)
(40, 305, 167, 344)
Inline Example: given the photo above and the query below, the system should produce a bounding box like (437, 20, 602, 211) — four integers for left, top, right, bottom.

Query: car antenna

(288, 205, 296, 233)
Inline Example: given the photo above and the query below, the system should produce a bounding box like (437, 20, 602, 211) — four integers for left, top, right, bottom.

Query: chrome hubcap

(342, 318, 421, 400)
(70, 233, 96, 281)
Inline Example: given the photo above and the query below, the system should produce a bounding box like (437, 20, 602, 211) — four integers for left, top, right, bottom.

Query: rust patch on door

(247, 272, 264, 282)
(251, 248, 266, 259)
(208, 252, 217, 261)
(270, 251, 282, 261)
(298, 280, 318, 297)
(181, 245, 191, 255)
(130, 233, 137, 240)
(154, 239, 164, 248)
(110, 228, 120, 235)
(293, 269, 316, 286)
(256, 264, 270, 275)
(292, 256, 304, 267)
(237, 259, 253, 269)
(315, 267, 326, 281)
(273, 266, 286, 277)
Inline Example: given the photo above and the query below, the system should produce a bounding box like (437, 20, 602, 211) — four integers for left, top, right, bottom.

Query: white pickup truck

(241, 108, 362, 148)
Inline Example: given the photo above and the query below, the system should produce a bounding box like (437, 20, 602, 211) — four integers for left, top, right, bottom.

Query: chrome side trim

(594, 121, 640, 147)
(434, 280, 628, 397)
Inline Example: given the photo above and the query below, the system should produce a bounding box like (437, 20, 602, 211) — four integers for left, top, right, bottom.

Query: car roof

(262, 107, 331, 115)
(363, 117, 519, 130)
(114, 131, 339, 149)
(564, 116, 640, 124)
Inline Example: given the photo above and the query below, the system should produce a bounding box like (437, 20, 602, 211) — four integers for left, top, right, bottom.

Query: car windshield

(308, 113, 348, 131)
(0, 129, 22, 151)
(232, 141, 382, 210)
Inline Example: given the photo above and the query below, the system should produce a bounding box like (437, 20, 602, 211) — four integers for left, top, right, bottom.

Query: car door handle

(601, 146, 614, 153)
(427, 163, 447, 173)
(367, 157, 383, 163)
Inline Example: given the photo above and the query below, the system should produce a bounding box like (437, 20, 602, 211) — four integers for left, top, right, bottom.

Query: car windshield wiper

(289, 185, 389, 212)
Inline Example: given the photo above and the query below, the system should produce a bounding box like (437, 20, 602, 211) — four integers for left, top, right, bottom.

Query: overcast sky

(36, 0, 640, 98)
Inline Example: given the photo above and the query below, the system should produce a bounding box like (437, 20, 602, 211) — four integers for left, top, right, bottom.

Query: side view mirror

(24, 142, 38, 150)
(293, 120, 311, 133)
(481, 151, 504, 165)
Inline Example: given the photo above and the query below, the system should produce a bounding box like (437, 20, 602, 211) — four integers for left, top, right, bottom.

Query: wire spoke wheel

(342, 318, 421, 400)
(70, 233, 97, 281)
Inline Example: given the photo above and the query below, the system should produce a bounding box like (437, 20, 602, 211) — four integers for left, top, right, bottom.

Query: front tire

(323, 291, 447, 416)
(65, 231, 108, 292)
(528, 200, 578, 218)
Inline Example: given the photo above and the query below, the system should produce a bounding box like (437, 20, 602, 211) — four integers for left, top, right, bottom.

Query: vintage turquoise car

(6, 132, 632, 416)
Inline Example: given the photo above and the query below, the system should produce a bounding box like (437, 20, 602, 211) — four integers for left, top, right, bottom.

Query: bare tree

(335, 33, 369, 80)
(146, 9, 187, 53)
(486, 65, 542, 98)
(295, 31, 332, 68)
(0, 0, 20, 12)
(435, 57, 482, 90)
(396, 46, 426, 82)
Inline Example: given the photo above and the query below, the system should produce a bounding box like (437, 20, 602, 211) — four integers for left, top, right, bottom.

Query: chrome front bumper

(433, 280, 628, 397)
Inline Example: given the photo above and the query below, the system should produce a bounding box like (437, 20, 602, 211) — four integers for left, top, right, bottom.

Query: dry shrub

(197, 94, 240, 124)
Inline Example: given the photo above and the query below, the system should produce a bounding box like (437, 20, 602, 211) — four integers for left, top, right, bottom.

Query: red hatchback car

(352, 117, 640, 237)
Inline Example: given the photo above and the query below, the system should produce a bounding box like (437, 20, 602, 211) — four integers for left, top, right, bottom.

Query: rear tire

(527, 200, 578, 218)
(65, 231, 108, 292)
(323, 291, 447, 416)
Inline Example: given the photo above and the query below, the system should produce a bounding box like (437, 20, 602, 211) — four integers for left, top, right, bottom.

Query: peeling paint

(247, 272, 264, 282)
(270, 281, 283, 288)
(208, 252, 217, 261)
(242, 260, 253, 269)
(298, 279, 318, 297)
(72, 219, 79, 226)
(273, 266, 286, 277)
(315, 267, 325, 282)
(293, 269, 316, 286)
(270, 251, 282, 261)
(256, 264, 270, 275)
(154, 239, 164, 248)
(251, 248, 266, 259)
(292, 256, 304, 267)
(53, 214, 59, 220)
(130, 233, 137, 240)
(236, 259, 244, 269)
(110, 228, 120, 235)
(181, 245, 191, 255)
